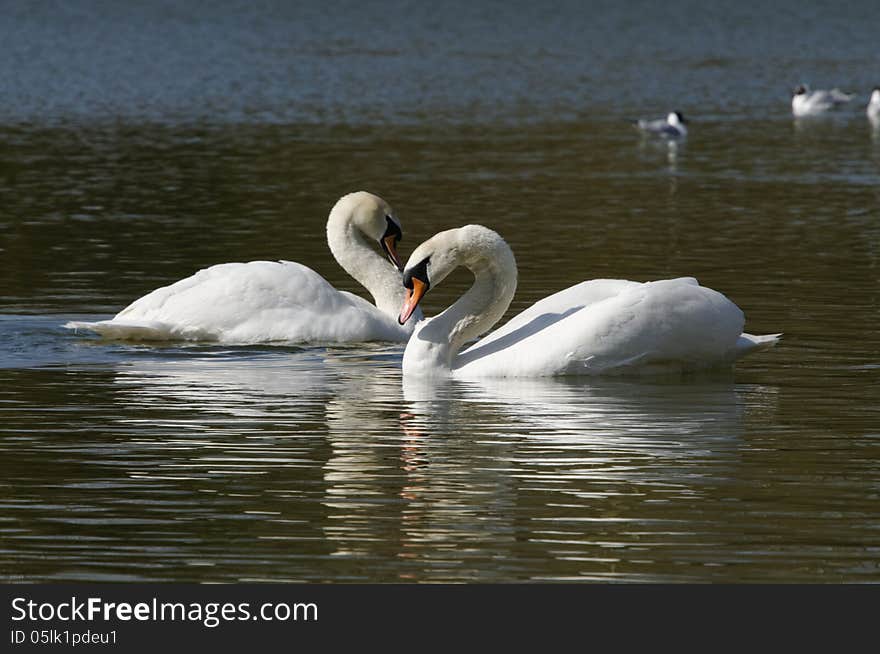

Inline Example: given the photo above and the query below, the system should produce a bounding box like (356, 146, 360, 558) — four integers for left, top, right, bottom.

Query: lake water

(1, 1, 879, 583)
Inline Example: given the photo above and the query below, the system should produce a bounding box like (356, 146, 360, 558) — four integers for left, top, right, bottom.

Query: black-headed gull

(633, 111, 688, 139)
(791, 84, 854, 117)
(867, 87, 880, 122)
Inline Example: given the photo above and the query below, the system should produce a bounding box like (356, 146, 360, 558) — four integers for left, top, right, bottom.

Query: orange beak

(382, 235, 403, 271)
(398, 278, 427, 325)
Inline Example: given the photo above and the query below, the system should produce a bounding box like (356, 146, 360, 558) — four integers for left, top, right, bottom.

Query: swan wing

(462, 278, 645, 352)
(64, 261, 407, 343)
(455, 278, 746, 377)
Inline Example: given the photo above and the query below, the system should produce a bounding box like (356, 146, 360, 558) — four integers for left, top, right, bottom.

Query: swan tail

(735, 332, 782, 358)
(64, 319, 213, 341)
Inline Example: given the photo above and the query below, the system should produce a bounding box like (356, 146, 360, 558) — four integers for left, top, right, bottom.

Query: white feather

(65, 192, 418, 344)
(400, 226, 779, 378)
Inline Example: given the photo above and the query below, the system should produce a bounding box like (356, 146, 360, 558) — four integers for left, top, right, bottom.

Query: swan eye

(379, 217, 404, 271)
(382, 216, 402, 244)
(403, 257, 430, 291)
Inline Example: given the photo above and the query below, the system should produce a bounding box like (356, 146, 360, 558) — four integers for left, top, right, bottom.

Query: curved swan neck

(402, 227, 517, 376)
(326, 205, 406, 317)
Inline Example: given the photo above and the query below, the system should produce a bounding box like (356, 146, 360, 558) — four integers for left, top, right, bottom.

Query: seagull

(867, 87, 880, 121)
(633, 111, 688, 139)
(791, 84, 854, 117)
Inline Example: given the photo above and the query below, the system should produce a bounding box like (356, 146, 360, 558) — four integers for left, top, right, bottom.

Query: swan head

(329, 191, 404, 271)
(793, 84, 808, 97)
(871, 87, 880, 103)
(398, 224, 515, 325)
(668, 111, 687, 126)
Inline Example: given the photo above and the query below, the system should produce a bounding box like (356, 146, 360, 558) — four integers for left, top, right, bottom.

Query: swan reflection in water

(399, 373, 755, 474)
(109, 347, 394, 486)
(112, 348, 337, 421)
(324, 371, 779, 580)
(110, 352, 778, 580)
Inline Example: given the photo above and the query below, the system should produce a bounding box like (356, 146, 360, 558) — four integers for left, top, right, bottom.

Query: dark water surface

(1, 1, 879, 582)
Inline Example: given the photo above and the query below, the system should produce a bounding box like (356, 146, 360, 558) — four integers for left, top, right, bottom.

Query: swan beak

(398, 278, 427, 325)
(382, 235, 404, 271)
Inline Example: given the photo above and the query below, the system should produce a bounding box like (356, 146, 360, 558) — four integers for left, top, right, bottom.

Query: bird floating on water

(65, 192, 421, 344)
(633, 111, 689, 139)
(867, 87, 880, 122)
(397, 225, 779, 378)
(791, 84, 854, 117)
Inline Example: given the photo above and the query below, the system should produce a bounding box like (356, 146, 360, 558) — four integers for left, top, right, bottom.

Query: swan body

(792, 84, 854, 117)
(634, 111, 688, 139)
(65, 191, 420, 344)
(398, 225, 780, 378)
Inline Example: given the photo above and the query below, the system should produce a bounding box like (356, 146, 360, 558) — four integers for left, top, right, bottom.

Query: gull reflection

(636, 137, 682, 195)
(665, 139, 680, 175)
(870, 114, 880, 144)
(791, 115, 847, 137)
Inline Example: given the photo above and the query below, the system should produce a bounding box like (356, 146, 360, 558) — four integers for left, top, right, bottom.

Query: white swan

(397, 225, 780, 377)
(65, 191, 421, 344)
(633, 111, 689, 139)
(792, 84, 854, 117)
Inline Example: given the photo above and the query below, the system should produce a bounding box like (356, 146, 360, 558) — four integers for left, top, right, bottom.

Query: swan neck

(403, 236, 516, 376)
(326, 212, 405, 317)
